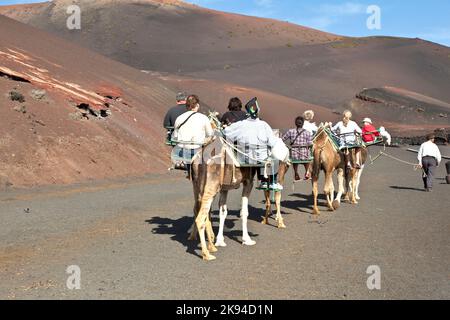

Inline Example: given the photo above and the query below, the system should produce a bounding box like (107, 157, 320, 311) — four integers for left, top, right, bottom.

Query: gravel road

(0, 146, 449, 299)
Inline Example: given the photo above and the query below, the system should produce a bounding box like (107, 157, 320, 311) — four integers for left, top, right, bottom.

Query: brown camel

(261, 161, 288, 229)
(343, 148, 368, 204)
(187, 138, 258, 261)
(311, 126, 346, 215)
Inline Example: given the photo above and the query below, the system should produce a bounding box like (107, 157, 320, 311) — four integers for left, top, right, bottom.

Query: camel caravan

(164, 94, 391, 261)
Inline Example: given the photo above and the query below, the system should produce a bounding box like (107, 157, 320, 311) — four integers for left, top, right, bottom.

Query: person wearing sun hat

(303, 110, 318, 135)
(361, 117, 381, 143)
(224, 97, 285, 190)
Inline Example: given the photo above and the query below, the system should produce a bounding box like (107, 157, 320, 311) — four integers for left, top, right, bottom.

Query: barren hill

(0, 14, 178, 187)
(2, 0, 450, 111)
(0, 13, 343, 187)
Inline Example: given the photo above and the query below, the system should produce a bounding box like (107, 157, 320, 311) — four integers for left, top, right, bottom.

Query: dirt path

(0, 146, 449, 299)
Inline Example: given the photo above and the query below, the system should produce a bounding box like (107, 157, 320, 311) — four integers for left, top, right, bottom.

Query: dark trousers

(422, 156, 437, 189)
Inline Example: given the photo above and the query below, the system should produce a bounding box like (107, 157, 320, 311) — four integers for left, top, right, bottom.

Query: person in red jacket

(362, 118, 380, 143)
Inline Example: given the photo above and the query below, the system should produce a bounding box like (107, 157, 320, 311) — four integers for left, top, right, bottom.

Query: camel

(342, 148, 368, 204)
(311, 126, 346, 215)
(261, 161, 289, 229)
(187, 137, 258, 261)
(344, 127, 391, 203)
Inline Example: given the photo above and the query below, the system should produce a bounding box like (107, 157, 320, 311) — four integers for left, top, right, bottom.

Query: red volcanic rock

(0, 15, 177, 187)
(95, 84, 123, 100)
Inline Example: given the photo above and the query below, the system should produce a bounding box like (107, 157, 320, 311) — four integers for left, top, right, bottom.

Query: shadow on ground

(146, 212, 259, 257)
(390, 186, 425, 192)
(281, 193, 328, 214)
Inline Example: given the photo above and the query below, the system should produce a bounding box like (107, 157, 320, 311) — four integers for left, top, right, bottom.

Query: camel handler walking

(418, 134, 442, 192)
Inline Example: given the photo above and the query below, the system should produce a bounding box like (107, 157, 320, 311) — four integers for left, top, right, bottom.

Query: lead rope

(368, 145, 425, 176)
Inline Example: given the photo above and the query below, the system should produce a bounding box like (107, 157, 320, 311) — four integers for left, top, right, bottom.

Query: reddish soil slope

(0, 15, 178, 187)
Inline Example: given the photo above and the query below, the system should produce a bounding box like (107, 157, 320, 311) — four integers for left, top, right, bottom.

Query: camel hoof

(215, 239, 227, 247)
(208, 245, 218, 253)
(351, 200, 359, 205)
(332, 200, 341, 210)
(242, 238, 256, 246)
(203, 254, 217, 261)
(261, 218, 268, 225)
(312, 209, 320, 216)
(278, 222, 287, 229)
(356, 195, 361, 201)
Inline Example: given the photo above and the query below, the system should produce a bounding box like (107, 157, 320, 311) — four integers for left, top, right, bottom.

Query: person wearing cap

(221, 97, 248, 127)
(362, 118, 381, 143)
(163, 92, 188, 142)
(224, 97, 284, 190)
(418, 134, 442, 192)
(303, 110, 318, 136)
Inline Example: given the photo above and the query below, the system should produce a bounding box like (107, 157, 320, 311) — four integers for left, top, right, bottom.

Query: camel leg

(188, 165, 202, 241)
(312, 176, 320, 215)
(274, 162, 286, 228)
(196, 197, 216, 261)
(206, 214, 217, 253)
(241, 182, 256, 246)
(215, 190, 228, 247)
(350, 171, 358, 204)
(324, 171, 335, 211)
(333, 168, 344, 210)
(355, 165, 364, 201)
(275, 191, 286, 229)
(188, 197, 200, 241)
(262, 190, 271, 225)
(343, 169, 351, 203)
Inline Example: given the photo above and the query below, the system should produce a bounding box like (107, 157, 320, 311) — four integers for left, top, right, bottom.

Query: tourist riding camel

(221, 97, 248, 127)
(282, 116, 312, 181)
(172, 95, 214, 176)
(163, 92, 188, 144)
(303, 110, 319, 135)
(361, 118, 381, 144)
(332, 110, 363, 169)
(223, 97, 284, 190)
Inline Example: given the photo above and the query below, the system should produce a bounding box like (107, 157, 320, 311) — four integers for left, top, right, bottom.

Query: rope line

(368, 148, 423, 175)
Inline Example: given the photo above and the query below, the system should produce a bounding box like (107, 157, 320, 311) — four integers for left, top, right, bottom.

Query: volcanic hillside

(2, 0, 450, 114)
(0, 13, 347, 188)
(0, 15, 180, 187)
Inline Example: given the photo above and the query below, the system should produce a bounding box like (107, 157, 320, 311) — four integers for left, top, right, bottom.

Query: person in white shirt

(173, 94, 214, 150)
(224, 97, 284, 190)
(173, 95, 214, 177)
(303, 110, 318, 135)
(418, 134, 442, 192)
(332, 110, 363, 169)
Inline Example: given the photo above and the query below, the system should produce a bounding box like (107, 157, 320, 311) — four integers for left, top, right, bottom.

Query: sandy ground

(0, 146, 449, 300)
